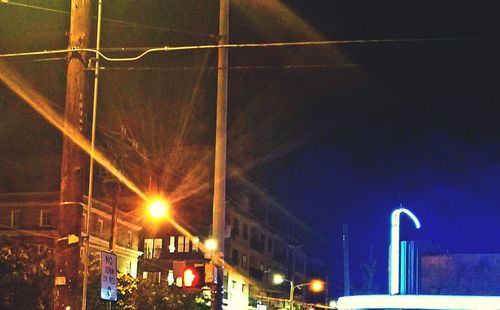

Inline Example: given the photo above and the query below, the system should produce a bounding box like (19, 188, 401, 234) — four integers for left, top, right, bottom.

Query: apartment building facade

(0, 191, 142, 276)
(138, 189, 311, 310)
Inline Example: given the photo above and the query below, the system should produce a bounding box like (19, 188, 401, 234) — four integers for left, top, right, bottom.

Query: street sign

(100, 251, 117, 301)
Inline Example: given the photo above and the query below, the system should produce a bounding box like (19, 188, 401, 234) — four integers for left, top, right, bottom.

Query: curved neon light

(337, 294, 500, 310)
(389, 206, 420, 295)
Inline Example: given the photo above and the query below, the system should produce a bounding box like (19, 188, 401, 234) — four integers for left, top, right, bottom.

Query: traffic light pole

(212, 0, 229, 309)
(55, 1, 92, 309)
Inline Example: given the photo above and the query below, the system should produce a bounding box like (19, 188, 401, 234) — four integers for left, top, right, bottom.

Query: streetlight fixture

(272, 274, 325, 310)
(147, 198, 169, 220)
(205, 238, 218, 252)
(389, 205, 421, 295)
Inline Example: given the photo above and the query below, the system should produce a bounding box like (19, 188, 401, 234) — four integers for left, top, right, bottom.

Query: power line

(2, 36, 499, 62)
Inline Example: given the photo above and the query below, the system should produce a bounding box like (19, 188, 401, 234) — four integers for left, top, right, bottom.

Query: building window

(232, 249, 239, 265)
(96, 218, 104, 236)
(39, 210, 52, 227)
(191, 236, 199, 252)
(10, 210, 21, 227)
(178, 236, 189, 253)
(167, 270, 174, 285)
(126, 261, 132, 275)
(232, 218, 240, 238)
(242, 283, 246, 293)
(127, 231, 133, 247)
(223, 272, 229, 299)
(143, 271, 161, 283)
(169, 236, 176, 253)
(243, 224, 248, 240)
(144, 238, 162, 259)
(241, 254, 248, 270)
(154, 238, 162, 258)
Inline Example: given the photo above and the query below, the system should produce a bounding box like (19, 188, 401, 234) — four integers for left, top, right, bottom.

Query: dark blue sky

(240, 1, 500, 295)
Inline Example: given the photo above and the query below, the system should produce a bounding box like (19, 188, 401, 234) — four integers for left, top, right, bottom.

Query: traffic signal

(182, 263, 206, 289)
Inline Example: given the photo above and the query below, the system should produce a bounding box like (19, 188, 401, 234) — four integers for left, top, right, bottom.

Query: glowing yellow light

(205, 238, 218, 252)
(310, 279, 325, 293)
(148, 199, 168, 219)
(272, 274, 285, 285)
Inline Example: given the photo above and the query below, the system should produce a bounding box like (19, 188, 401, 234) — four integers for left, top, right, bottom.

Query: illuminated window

(167, 270, 174, 285)
(142, 271, 161, 283)
(40, 210, 52, 227)
(178, 236, 189, 253)
(191, 236, 199, 252)
(144, 238, 162, 259)
(10, 210, 21, 227)
(144, 239, 154, 259)
(153, 238, 162, 258)
(169, 236, 176, 253)
(96, 218, 104, 236)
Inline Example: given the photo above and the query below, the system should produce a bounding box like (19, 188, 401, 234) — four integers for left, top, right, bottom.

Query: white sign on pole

(101, 251, 117, 301)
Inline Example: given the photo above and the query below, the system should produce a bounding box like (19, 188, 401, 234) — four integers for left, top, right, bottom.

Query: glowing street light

(310, 279, 326, 293)
(272, 274, 325, 310)
(273, 273, 286, 285)
(389, 205, 421, 295)
(205, 238, 218, 252)
(147, 198, 169, 219)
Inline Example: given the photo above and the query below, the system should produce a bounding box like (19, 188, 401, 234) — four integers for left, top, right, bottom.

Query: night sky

(2, 0, 500, 297)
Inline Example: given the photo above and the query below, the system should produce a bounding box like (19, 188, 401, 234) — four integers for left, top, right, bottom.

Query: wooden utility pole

(55, 1, 92, 309)
(211, 0, 229, 309)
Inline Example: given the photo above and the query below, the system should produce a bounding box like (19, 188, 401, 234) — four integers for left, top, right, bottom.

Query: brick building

(0, 191, 142, 276)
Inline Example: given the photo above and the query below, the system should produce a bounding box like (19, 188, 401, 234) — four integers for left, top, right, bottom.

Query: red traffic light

(182, 266, 200, 288)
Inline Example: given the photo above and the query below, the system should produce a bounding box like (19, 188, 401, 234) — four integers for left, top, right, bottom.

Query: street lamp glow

(310, 279, 325, 293)
(148, 199, 168, 219)
(205, 238, 218, 252)
(272, 273, 285, 285)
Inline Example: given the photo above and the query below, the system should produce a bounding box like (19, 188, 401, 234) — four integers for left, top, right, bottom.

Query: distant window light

(10, 210, 21, 227)
(178, 236, 189, 253)
(153, 238, 162, 259)
(167, 270, 174, 286)
(144, 238, 162, 259)
(192, 236, 199, 252)
(40, 210, 52, 227)
(169, 236, 176, 253)
(143, 271, 161, 283)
